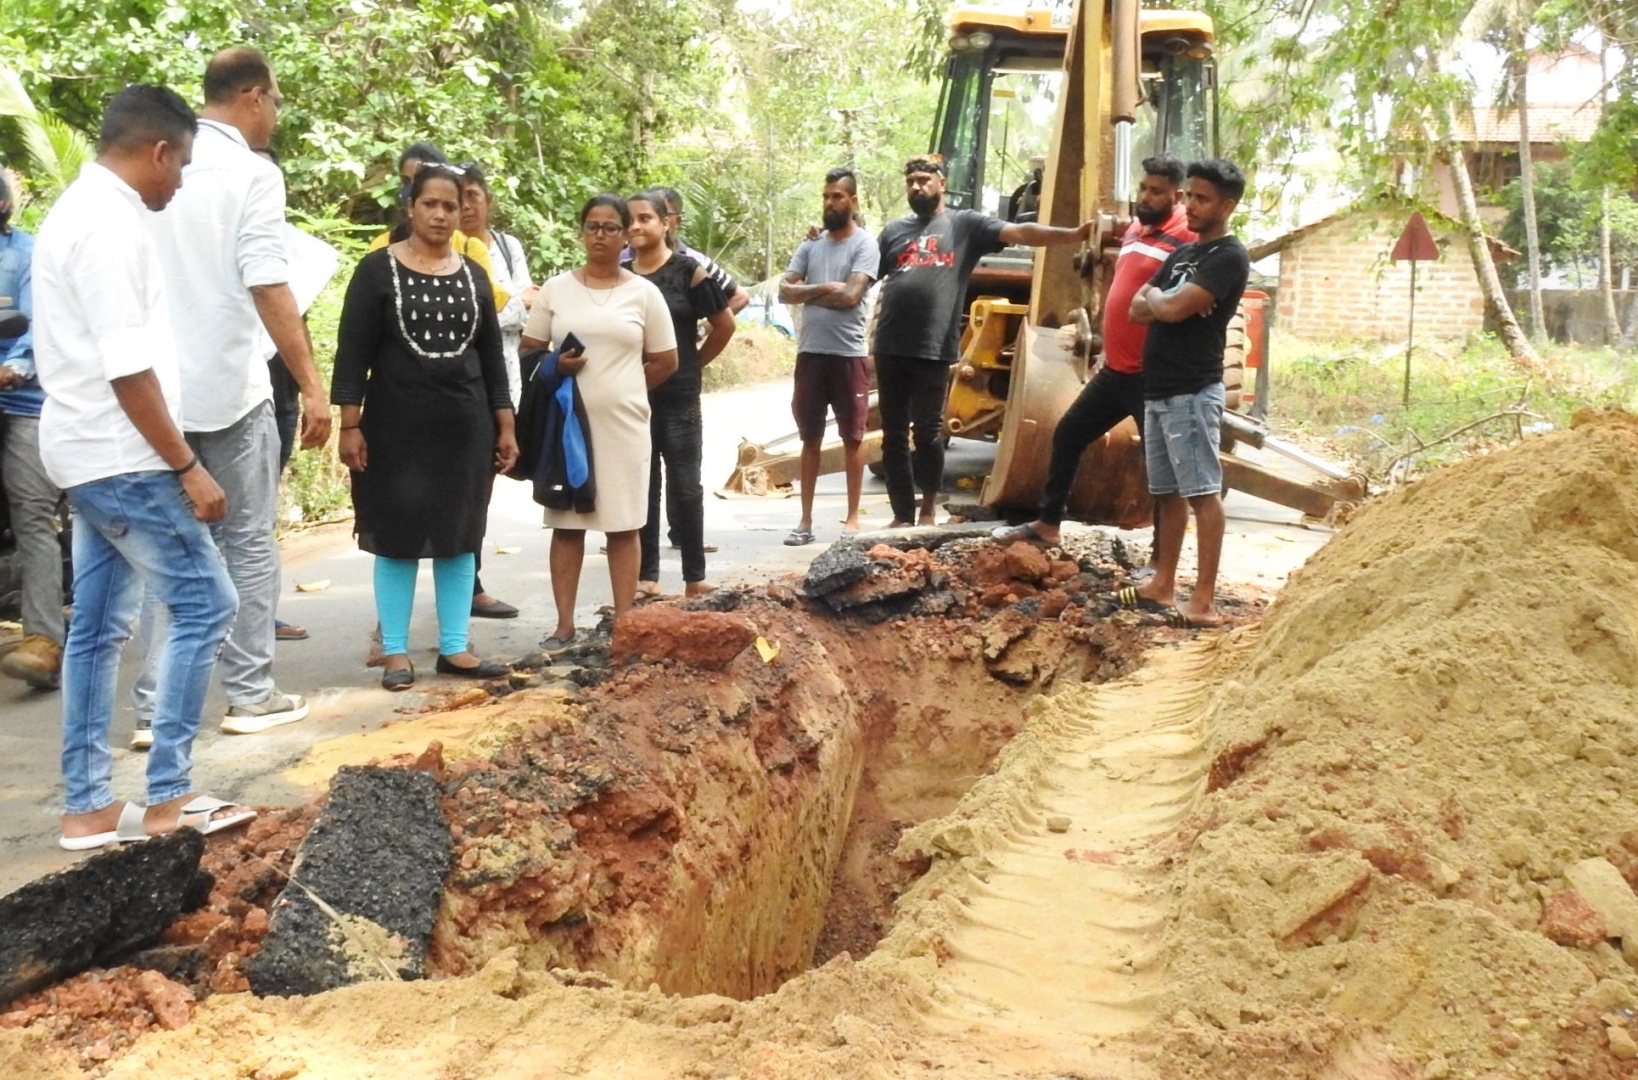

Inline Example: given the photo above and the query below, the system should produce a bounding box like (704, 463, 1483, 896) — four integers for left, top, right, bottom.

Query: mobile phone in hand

(560, 331, 585, 354)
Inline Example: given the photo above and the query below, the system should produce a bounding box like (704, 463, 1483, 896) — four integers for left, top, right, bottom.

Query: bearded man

(777, 167, 877, 544)
(872, 155, 1092, 527)
(991, 154, 1195, 551)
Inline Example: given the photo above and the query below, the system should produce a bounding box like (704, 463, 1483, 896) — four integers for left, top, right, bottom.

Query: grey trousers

(134, 400, 280, 716)
(1, 414, 65, 644)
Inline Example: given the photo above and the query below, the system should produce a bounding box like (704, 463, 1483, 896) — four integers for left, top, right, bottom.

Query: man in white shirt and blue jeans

(134, 47, 331, 743)
(36, 85, 255, 847)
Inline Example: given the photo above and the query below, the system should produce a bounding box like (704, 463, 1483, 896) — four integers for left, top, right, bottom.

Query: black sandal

(381, 659, 415, 692)
(435, 655, 511, 678)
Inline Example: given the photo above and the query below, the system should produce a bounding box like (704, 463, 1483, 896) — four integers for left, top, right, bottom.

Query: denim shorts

(1144, 383, 1225, 498)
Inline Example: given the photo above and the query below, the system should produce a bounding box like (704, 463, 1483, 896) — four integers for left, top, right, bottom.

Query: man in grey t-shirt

(778, 167, 876, 544)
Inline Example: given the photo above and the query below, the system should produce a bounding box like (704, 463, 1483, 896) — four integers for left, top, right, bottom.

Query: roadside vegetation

(1265, 331, 1638, 485)
(5, 0, 1636, 524)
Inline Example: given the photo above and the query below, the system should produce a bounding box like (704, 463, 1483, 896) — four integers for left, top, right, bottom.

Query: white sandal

(57, 802, 145, 851)
(114, 795, 257, 841)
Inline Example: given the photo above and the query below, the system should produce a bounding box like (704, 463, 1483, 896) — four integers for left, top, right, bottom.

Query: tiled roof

(1252, 196, 1520, 262)
(1451, 102, 1602, 144)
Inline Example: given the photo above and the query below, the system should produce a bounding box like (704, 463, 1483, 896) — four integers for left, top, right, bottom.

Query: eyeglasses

(581, 222, 625, 236)
(264, 89, 285, 110)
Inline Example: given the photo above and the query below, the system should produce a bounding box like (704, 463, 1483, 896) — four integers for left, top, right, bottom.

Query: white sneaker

(130, 727, 154, 751)
(220, 689, 310, 735)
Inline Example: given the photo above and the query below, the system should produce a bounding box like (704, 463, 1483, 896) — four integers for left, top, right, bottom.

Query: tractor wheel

(1220, 311, 1247, 453)
(1222, 311, 1246, 413)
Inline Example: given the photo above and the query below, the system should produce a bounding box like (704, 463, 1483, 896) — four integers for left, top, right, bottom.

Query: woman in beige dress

(521, 194, 677, 654)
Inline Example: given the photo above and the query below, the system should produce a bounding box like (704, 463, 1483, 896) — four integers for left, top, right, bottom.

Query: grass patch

(702, 324, 797, 393)
(1263, 331, 1638, 483)
(278, 264, 353, 533)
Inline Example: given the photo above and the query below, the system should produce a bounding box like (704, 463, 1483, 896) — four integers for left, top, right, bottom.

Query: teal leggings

(374, 554, 474, 657)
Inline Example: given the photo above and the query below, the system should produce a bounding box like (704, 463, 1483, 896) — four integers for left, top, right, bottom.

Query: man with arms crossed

(873, 154, 1092, 527)
(1124, 159, 1250, 628)
(778, 167, 876, 544)
(992, 154, 1194, 549)
(37, 85, 253, 848)
(135, 47, 330, 745)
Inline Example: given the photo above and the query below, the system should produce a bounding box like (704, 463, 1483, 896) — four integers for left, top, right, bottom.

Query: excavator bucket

(721, 401, 884, 496)
(978, 319, 1366, 527)
(978, 320, 1151, 528)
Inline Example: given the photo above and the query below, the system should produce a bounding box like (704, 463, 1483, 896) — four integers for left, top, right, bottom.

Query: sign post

(1390, 212, 1439, 408)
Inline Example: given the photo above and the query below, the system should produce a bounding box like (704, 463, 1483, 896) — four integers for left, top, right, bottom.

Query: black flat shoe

(471, 598, 519, 619)
(381, 660, 415, 692)
(435, 655, 510, 678)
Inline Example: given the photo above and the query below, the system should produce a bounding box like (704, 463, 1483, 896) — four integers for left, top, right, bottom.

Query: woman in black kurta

(332, 165, 518, 690)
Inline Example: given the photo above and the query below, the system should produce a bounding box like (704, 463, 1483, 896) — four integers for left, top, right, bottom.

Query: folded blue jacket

(530, 349, 596, 513)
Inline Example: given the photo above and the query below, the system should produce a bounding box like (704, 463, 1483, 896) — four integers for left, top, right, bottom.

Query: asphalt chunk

(245, 766, 451, 997)
(0, 830, 209, 1007)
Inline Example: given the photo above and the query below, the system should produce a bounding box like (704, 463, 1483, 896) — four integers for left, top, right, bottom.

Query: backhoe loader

(723, 0, 1365, 526)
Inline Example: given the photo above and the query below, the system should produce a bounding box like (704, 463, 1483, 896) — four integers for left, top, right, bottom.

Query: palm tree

(0, 60, 93, 196)
(1425, 0, 1542, 366)
(1506, 41, 1547, 343)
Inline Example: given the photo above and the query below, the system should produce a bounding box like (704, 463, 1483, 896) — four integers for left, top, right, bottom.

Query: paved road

(0, 378, 1329, 894)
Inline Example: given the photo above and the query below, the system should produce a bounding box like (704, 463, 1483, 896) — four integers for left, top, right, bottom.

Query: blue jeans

(132, 401, 279, 719)
(1144, 383, 1225, 499)
(61, 471, 237, 814)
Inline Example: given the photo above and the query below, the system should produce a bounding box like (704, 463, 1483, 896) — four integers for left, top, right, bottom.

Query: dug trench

(1, 528, 1252, 1072)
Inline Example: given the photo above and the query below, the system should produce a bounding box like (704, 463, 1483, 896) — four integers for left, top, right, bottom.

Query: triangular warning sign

(1390, 212, 1439, 261)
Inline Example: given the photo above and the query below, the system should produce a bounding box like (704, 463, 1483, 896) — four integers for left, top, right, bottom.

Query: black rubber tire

(1219, 310, 1248, 454)
(1222, 311, 1246, 414)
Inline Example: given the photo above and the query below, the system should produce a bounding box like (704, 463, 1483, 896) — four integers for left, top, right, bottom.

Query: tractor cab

(930, 2, 1218, 303)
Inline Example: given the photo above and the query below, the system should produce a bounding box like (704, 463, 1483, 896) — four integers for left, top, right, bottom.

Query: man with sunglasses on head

(136, 47, 327, 744)
(873, 154, 1093, 527)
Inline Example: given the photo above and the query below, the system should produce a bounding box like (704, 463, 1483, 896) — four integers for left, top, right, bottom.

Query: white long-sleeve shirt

(487, 230, 533, 406)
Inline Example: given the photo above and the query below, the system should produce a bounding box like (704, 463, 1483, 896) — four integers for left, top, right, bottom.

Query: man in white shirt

(35, 85, 254, 848)
(136, 47, 330, 742)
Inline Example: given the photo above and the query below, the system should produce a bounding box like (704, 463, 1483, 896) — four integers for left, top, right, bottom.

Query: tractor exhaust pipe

(1110, 0, 1140, 203)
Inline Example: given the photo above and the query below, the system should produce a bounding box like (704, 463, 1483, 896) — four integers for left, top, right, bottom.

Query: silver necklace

(390, 255, 480, 360)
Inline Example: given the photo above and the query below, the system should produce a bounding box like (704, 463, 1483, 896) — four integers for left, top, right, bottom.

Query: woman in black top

(332, 164, 519, 690)
(623, 188, 734, 600)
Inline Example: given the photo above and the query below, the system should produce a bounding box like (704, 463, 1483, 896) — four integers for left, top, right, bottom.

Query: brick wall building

(1268, 203, 1514, 343)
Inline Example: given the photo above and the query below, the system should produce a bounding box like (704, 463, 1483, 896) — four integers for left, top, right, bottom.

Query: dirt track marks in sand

(907, 642, 1219, 1076)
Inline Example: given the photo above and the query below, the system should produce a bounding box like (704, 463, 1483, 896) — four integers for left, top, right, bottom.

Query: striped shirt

(1101, 205, 1194, 375)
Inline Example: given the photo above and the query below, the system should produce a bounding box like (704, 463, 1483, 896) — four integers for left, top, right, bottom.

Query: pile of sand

(1156, 409, 1638, 1078)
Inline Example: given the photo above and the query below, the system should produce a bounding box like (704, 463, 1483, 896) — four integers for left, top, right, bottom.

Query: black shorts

(792, 352, 870, 442)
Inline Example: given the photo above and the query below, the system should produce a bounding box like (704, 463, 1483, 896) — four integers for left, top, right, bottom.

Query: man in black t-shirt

(873, 155, 1093, 527)
(1124, 159, 1250, 628)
